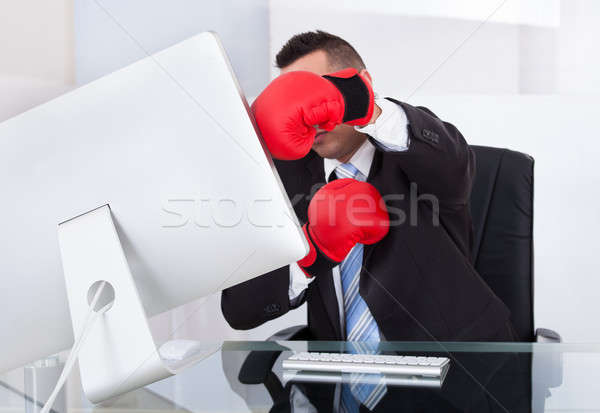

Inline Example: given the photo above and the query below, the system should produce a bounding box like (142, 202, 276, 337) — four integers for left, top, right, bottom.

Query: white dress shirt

(288, 97, 411, 328)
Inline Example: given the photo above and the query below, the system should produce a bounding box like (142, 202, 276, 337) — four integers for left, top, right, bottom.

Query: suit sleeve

(377, 98, 475, 205)
(221, 265, 292, 330)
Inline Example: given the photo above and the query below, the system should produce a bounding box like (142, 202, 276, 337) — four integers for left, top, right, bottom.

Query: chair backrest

(469, 146, 534, 341)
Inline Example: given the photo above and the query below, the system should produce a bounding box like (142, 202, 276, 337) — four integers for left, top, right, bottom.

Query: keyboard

(283, 352, 450, 380)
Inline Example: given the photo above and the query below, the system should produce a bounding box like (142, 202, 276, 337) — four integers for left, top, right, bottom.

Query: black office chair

(469, 145, 558, 342)
(236, 146, 562, 410)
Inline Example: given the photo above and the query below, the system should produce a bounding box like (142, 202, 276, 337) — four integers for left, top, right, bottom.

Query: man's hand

(251, 68, 375, 160)
(297, 179, 389, 277)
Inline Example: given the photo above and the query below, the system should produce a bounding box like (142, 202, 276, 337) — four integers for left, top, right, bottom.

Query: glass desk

(1, 341, 597, 412)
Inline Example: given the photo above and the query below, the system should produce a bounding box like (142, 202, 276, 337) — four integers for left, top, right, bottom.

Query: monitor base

(58, 205, 178, 403)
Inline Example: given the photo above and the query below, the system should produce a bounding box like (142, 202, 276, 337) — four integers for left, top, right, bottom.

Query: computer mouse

(158, 339, 204, 361)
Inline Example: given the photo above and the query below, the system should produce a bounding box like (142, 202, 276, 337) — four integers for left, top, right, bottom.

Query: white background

(1, 0, 600, 410)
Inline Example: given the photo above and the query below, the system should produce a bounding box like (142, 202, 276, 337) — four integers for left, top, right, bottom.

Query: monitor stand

(57, 205, 213, 404)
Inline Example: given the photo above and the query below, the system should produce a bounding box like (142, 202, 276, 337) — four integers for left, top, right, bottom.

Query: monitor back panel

(0, 32, 307, 373)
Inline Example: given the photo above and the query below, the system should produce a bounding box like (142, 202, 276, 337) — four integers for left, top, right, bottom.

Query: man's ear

(360, 69, 373, 85)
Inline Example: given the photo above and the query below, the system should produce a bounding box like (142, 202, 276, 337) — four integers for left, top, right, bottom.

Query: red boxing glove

(298, 179, 389, 277)
(251, 68, 375, 160)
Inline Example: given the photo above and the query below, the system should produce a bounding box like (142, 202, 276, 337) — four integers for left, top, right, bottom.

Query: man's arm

(221, 266, 292, 330)
(222, 180, 390, 330)
(374, 98, 475, 205)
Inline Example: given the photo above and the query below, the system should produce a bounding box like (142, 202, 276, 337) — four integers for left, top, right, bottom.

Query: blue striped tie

(335, 163, 387, 412)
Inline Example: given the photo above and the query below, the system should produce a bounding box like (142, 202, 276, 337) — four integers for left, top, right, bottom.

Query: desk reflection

(223, 347, 531, 413)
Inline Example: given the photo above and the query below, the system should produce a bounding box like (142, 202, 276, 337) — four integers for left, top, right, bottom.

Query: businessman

(222, 30, 517, 343)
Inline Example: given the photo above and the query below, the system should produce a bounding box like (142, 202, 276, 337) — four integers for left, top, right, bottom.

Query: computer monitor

(0, 32, 307, 375)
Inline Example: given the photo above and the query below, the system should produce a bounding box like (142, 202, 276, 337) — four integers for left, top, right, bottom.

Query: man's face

(280, 50, 368, 161)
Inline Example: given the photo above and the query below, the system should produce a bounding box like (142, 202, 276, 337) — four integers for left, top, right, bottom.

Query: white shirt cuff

(288, 262, 315, 304)
(355, 97, 410, 152)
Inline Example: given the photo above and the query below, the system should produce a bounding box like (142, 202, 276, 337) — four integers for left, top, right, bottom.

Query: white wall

(557, 0, 600, 93)
(277, 0, 560, 27)
(74, 0, 271, 97)
(0, 0, 74, 122)
(269, 4, 522, 96)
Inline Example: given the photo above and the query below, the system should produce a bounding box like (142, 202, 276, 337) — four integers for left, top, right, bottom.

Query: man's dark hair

(275, 30, 366, 71)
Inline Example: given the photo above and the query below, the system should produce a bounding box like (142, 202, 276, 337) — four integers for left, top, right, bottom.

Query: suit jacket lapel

(316, 272, 342, 339)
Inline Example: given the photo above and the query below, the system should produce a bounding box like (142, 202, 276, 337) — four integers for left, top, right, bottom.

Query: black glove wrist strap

(300, 225, 340, 277)
(322, 72, 371, 123)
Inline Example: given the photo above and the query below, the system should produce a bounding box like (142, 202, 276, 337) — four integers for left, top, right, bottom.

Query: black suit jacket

(221, 99, 511, 341)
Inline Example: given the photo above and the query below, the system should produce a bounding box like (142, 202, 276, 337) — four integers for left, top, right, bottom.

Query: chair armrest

(532, 328, 563, 411)
(238, 325, 308, 385)
(535, 328, 562, 343)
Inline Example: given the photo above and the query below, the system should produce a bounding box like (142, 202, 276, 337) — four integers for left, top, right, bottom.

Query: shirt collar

(323, 139, 375, 182)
